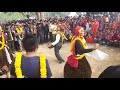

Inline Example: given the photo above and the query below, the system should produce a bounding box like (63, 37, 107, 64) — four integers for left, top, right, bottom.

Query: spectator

(10, 34, 52, 78)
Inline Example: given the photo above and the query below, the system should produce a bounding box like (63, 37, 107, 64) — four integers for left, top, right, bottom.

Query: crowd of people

(0, 12, 120, 78)
(0, 13, 120, 54)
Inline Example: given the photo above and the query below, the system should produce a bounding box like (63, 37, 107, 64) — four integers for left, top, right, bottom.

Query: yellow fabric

(40, 54, 47, 78)
(10, 31, 13, 41)
(57, 27, 60, 31)
(15, 52, 47, 78)
(0, 34, 9, 50)
(52, 31, 57, 35)
(16, 27, 23, 33)
(14, 52, 24, 78)
(70, 36, 88, 60)
(58, 31, 68, 42)
(16, 27, 24, 40)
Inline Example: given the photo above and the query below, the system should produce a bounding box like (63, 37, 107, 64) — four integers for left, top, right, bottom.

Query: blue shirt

(10, 55, 52, 78)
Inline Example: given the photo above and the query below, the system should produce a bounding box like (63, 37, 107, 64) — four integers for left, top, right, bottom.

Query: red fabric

(74, 26, 82, 36)
(86, 37, 94, 43)
(67, 26, 84, 68)
(92, 21, 99, 31)
(83, 18, 87, 26)
(112, 22, 118, 30)
(92, 21, 99, 38)
(67, 54, 78, 68)
(3, 34, 7, 40)
(67, 36, 79, 68)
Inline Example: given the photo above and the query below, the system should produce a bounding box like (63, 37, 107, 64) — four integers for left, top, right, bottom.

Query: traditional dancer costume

(64, 26, 94, 78)
(10, 52, 52, 78)
(50, 25, 66, 63)
(0, 29, 13, 73)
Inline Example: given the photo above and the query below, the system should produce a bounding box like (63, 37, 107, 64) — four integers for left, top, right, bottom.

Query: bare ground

(37, 42, 120, 78)
(0, 42, 120, 78)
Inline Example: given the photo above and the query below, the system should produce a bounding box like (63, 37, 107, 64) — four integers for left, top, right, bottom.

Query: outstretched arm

(75, 40, 94, 55)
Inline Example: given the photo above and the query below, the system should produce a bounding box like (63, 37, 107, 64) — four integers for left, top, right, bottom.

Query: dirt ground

(0, 42, 120, 78)
(36, 42, 120, 78)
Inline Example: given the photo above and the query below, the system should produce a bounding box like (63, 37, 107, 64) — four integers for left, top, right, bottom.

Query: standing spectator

(92, 19, 99, 38)
(10, 34, 52, 78)
(37, 23, 44, 44)
(15, 23, 24, 52)
(48, 21, 53, 42)
(43, 21, 49, 43)
(6, 25, 15, 53)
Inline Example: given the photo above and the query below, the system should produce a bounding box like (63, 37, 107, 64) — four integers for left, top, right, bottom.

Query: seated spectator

(107, 33, 119, 46)
(86, 32, 94, 43)
(100, 32, 108, 45)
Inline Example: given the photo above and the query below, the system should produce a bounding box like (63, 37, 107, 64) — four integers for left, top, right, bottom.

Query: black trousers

(44, 31, 49, 43)
(8, 41, 15, 52)
(49, 32, 53, 42)
(54, 44, 64, 62)
(14, 41, 20, 51)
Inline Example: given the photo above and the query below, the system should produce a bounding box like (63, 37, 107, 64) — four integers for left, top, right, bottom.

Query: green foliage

(46, 12, 70, 18)
(0, 12, 84, 22)
(0, 12, 34, 23)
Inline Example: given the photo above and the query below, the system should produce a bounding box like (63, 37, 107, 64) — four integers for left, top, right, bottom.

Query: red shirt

(83, 18, 87, 26)
(112, 22, 118, 29)
(92, 21, 99, 31)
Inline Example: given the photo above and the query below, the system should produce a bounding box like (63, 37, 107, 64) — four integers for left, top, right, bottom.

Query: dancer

(64, 26, 99, 78)
(48, 25, 65, 64)
(0, 27, 13, 78)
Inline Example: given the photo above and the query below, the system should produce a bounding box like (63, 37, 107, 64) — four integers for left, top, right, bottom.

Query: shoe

(58, 61, 63, 64)
(61, 59, 65, 62)
(61, 60, 65, 62)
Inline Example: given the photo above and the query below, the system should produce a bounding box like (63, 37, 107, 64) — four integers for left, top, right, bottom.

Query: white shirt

(51, 34, 60, 46)
(86, 23, 90, 31)
(49, 23, 52, 32)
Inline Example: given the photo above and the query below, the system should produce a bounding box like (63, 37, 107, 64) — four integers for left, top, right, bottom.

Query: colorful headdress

(75, 26, 84, 36)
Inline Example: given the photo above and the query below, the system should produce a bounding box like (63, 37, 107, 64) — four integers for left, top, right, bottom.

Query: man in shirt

(48, 25, 65, 64)
(15, 23, 24, 52)
(10, 34, 52, 78)
(5, 25, 15, 53)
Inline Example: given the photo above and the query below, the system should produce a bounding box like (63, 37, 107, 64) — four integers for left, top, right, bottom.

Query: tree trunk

(35, 12, 45, 21)
(40, 12, 45, 20)
(36, 12, 40, 20)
